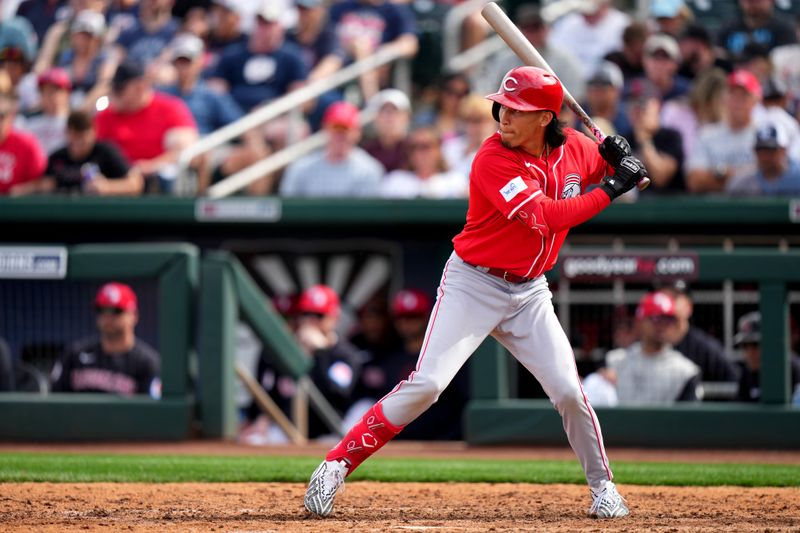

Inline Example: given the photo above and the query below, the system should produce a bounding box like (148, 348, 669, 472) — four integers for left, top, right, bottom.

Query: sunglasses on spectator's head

(300, 311, 325, 319)
(96, 306, 125, 316)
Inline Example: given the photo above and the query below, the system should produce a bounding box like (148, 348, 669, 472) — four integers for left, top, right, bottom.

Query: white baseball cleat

(588, 480, 629, 518)
(304, 459, 349, 517)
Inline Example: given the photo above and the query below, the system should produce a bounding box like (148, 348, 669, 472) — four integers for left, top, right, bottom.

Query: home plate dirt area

(1, 482, 799, 532)
(1, 443, 799, 532)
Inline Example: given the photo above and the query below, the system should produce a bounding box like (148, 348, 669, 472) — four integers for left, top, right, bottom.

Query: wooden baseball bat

(480, 2, 650, 190)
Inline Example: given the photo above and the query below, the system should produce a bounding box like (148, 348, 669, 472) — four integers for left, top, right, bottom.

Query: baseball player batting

(304, 67, 646, 519)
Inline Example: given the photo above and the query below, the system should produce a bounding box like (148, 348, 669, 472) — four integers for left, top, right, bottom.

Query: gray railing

(176, 46, 411, 197)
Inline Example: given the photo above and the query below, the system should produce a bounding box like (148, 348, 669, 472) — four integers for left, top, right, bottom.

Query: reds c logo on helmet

(487, 66, 564, 122)
(502, 76, 519, 92)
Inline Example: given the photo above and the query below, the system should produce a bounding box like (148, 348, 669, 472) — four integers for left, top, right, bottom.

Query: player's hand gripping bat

(481, 2, 651, 191)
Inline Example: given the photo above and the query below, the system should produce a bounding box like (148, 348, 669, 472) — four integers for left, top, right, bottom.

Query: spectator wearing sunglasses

(413, 73, 472, 143)
(50, 282, 161, 397)
(380, 126, 468, 199)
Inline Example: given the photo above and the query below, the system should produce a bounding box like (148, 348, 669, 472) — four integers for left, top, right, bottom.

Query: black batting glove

(600, 156, 648, 200)
(598, 135, 632, 168)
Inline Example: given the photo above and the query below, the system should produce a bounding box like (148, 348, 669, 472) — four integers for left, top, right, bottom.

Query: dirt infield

(2, 482, 799, 532)
(2, 442, 800, 532)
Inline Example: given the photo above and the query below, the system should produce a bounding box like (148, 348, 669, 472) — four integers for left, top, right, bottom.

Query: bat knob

(637, 177, 651, 191)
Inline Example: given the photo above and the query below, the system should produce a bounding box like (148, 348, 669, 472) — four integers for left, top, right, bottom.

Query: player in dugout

(303, 66, 648, 519)
(50, 282, 160, 397)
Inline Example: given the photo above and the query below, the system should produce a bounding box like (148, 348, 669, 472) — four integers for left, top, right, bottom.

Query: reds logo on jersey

(561, 173, 582, 199)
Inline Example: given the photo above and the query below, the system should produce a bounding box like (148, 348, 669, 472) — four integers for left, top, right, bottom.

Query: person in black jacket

(734, 311, 800, 402)
(240, 284, 366, 443)
(50, 282, 160, 397)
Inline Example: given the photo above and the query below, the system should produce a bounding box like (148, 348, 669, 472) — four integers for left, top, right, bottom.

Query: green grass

(1, 453, 799, 487)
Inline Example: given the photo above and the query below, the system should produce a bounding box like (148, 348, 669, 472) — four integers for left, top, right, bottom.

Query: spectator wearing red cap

(687, 69, 762, 193)
(593, 291, 701, 405)
(18, 67, 71, 155)
(50, 282, 161, 397)
(295, 284, 342, 352)
(586, 292, 701, 405)
(242, 284, 366, 441)
(278, 101, 385, 197)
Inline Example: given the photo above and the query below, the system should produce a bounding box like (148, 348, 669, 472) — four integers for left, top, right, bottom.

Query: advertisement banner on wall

(0, 246, 68, 279)
(560, 252, 699, 282)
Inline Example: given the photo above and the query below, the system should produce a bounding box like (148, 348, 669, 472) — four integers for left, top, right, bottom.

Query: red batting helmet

(486, 66, 564, 121)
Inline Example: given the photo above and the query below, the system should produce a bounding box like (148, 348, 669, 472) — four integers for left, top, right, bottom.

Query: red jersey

(95, 92, 196, 164)
(0, 129, 47, 195)
(453, 129, 613, 278)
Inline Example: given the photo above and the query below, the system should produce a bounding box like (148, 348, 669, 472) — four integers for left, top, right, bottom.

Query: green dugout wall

(0, 244, 311, 441)
(0, 197, 798, 446)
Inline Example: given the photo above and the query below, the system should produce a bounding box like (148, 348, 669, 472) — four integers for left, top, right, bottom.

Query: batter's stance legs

(304, 256, 628, 518)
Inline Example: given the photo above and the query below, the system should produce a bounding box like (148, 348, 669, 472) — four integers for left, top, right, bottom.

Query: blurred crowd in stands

(0, 0, 798, 197)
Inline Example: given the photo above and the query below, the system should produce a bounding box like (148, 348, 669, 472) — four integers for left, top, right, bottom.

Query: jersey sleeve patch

(499, 176, 528, 202)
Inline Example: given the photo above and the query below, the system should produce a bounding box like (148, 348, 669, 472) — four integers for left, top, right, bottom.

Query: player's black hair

(545, 113, 567, 149)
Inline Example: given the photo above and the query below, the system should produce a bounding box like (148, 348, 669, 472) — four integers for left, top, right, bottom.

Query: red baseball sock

(325, 402, 404, 476)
